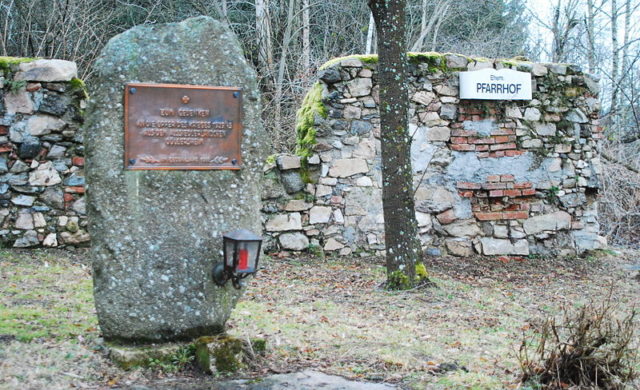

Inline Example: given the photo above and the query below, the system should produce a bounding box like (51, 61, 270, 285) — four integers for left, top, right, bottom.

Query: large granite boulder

(85, 17, 267, 343)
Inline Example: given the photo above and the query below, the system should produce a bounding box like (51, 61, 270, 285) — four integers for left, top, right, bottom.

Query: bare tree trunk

(256, 0, 273, 76)
(273, 0, 297, 150)
(621, 0, 631, 77)
(411, 0, 451, 52)
(369, 0, 424, 289)
(611, 0, 620, 125)
(552, 0, 563, 62)
(585, 0, 597, 73)
(365, 12, 375, 54)
(302, 0, 310, 69)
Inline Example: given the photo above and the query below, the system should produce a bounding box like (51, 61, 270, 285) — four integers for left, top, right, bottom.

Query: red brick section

(457, 175, 536, 221)
(448, 102, 529, 158)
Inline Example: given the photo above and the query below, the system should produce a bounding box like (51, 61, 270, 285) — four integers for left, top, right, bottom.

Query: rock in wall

(262, 53, 606, 257)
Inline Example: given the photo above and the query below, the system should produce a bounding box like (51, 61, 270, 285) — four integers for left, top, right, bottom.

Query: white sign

(459, 68, 532, 100)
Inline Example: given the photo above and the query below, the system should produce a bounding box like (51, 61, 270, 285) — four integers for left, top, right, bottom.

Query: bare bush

(599, 139, 640, 248)
(519, 295, 638, 389)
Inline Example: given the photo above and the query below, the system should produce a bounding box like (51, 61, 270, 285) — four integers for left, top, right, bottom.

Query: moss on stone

(319, 54, 378, 70)
(295, 82, 327, 159)
(69, 77, 89, 99)
(408, 52, 448, 72)
(194, 334, 251, 374)
(211, 336, 244, 372)
(0, 56, 36, 73)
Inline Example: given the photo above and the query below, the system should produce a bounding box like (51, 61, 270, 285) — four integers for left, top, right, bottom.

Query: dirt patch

(0, 249, 638, 390)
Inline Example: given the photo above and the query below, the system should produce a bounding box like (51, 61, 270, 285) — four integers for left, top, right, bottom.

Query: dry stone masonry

(263, 53, 606, 257)
(0, 58, 87, 248)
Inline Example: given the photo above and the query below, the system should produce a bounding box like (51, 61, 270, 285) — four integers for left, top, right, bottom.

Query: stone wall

(0, 58, 87, 248)
(262, 53, 607, 257)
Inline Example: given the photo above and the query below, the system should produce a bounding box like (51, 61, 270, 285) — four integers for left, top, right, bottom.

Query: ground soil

(0, 248, 638, 389)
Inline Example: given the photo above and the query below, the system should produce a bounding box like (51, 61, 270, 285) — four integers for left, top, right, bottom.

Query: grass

(0, 250, 97, 342)
(0, 249, 638, 389)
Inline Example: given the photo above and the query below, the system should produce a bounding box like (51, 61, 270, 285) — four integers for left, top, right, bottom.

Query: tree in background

(368, 0, 426, 289)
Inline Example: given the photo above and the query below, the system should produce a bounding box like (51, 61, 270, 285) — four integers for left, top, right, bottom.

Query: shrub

(518, 296, 638, 389)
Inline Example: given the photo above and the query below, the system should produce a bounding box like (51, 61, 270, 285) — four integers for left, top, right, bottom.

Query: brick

(72, 156, 85, 166)
(521, 189, 536, 196)
(436, 209, 457, 225)
(469, 137, 495, 144)
(505, 204, 520, 211)
(63, 193, 75, 202)
(471, 115, 482, 121)
(502, 211, 529, 220)
(0, 126, 7, 135)
(475, 145, 489, 152)
(505, 150, 525, 157)
(457, 181, 482, 190)
(26, 83, 41, 92)
(458, 191, 474, 198)
(450, 144, 475, 151)
(491, 151, 506, 158)
(451, 129, 476, 137)
(514, 182, 532, 189)
(477, 152, 490, 158)
(490, 142, 517, 151)
(474, 212, 503, 221)
(503, 189, 521, 197)
(500, 174, 515, 182)
(65, 186, 85, 194)
(491, 128, 516, 135)
(571, 221, 585, 230)
(519, 203, 530, 211)
(483, 182, 507, 190)
(0, 144, 12, 153)
(494, 135, 516, 143)
(489, 190, 504, 197)
(487, 175, 501, 182)
(450, 137, 468, 144)
(330, 196, 343, 205)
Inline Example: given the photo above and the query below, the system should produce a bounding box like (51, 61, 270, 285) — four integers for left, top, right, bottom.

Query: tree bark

(585, 0, 596, 73)
(368, 0, 423, 288)
(302, 0, 310, 70)
(365, 12, 375, 54)
(256, 0, 273, 75)
(611, 0, 619, 126)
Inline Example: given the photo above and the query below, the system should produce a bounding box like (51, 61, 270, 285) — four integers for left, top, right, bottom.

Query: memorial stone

(85, 17, 266, 342)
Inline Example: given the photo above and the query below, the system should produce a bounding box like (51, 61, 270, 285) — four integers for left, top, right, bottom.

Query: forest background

(1, 0, 638, 247)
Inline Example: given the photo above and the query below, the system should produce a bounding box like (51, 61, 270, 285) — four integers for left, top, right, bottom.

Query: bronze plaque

(124, 83, 242, 170)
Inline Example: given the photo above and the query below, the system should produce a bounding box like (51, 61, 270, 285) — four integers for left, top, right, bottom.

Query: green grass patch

(0, 250, 97, 342)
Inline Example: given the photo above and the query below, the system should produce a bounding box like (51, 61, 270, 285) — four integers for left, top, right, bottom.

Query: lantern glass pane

(224, 238, 236, 268)
(235, 241, 260, 273)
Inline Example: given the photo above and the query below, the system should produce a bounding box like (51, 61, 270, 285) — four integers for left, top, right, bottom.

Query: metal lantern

(212, 229, 262, 289)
